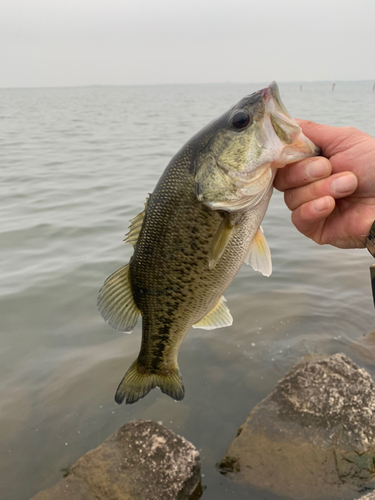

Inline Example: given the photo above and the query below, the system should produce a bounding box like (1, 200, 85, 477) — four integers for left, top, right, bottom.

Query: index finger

(274, 156, 331, 192)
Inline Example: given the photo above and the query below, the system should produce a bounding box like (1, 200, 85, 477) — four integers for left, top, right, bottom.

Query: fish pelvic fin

(245, 226, 272, 277)
(115, 360, 185, 405)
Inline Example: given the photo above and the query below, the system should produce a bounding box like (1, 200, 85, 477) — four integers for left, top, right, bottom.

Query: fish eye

(231, 111, 251, 129)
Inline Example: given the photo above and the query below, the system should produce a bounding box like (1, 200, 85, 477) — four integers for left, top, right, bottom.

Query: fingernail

(312, 196, 331, 212)
(305, 159, 330, 179)
(331, 174, 357, 194)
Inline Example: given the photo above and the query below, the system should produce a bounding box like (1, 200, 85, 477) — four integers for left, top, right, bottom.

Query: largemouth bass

(98, 82, 318, 405)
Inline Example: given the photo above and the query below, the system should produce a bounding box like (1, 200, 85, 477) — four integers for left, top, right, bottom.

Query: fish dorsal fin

(209, 215, 235, 269)
(97, 263, 140, 333)
(192, 296, 233, 330)
(124, 195, 150, 246)
(245, 226, 272, 277)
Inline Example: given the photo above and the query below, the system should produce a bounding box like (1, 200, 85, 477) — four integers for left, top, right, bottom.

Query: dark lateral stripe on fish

(149, 325, 173, 371)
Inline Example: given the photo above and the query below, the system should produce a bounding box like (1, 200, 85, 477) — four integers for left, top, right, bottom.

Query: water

(1, 82, 374, 500)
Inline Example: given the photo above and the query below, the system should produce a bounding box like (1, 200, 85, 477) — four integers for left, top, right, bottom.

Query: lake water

(1, 82, 375, 500)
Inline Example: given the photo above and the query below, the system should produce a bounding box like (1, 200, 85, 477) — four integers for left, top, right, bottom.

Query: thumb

(295, 120, 342, 157)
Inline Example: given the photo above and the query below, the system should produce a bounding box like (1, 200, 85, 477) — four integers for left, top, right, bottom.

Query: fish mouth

(261, 81, 320, 161)
(262, 81, 289, 114)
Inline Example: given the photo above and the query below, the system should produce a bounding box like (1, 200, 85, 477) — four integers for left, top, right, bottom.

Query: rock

(220, 354, 375, 500)
(31, 420, 202, 500)
(361, 493, 375, 500)
(30, 476, 98, 500)
(351, 330, 375, 365)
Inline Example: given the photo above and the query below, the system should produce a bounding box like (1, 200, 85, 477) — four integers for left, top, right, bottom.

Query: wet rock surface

(31, 420, 202, 500)
(220, 354, 375, 500)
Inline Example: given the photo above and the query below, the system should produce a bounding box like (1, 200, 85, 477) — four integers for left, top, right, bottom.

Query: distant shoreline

(1, 80, 374, 91)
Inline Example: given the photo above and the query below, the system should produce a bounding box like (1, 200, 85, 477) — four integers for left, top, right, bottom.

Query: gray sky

(1, 0, 373, 87)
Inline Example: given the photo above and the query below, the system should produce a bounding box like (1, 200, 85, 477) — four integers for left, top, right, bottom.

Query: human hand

(274, 120, 375, 249)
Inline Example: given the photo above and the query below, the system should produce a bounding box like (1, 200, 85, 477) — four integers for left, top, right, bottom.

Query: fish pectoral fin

(192, 296, 233, 330)
(115, 360, 185, 405)
(209, 215, 235, 269)
(124, 195, 150, 246)
(97, 263, 140, 333)
(245, 226, 272, 277)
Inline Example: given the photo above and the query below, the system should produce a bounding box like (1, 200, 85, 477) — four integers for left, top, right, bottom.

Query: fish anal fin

(209, 215, 235, 269)
(193, 296, 233, 330)
(245, 226, 272, 277)
(97, 263, 140, 333)
(124, 195, 150, 246)
(115, 360, 185, 405)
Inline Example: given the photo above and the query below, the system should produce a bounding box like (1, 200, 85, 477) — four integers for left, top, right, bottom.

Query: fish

(97, 82, 319, 405)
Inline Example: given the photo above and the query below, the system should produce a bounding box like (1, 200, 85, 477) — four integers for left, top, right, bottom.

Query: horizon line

(1, 79, 374, 90)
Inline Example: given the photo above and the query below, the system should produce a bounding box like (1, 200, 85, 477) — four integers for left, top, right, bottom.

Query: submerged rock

(352, 329, 375, 365)
(31, 420, 202, 500)
(220, 353, 375, 500)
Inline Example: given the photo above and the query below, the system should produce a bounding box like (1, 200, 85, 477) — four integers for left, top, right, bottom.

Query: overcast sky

(0, 0, 374, 88)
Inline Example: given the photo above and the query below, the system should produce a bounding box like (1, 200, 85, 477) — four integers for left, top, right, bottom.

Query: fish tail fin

(115, 359, 185, 405)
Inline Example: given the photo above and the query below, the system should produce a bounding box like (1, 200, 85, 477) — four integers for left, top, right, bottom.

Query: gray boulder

(31, 420, 202, 500)
(220, 353, 375, 500)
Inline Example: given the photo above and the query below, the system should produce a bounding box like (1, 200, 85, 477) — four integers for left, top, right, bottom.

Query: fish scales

(130, 147, 267, 373)
(97, 82, 319, 404)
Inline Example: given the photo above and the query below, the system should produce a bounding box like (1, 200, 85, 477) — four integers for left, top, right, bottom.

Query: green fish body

(98, 82, 319, 404)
